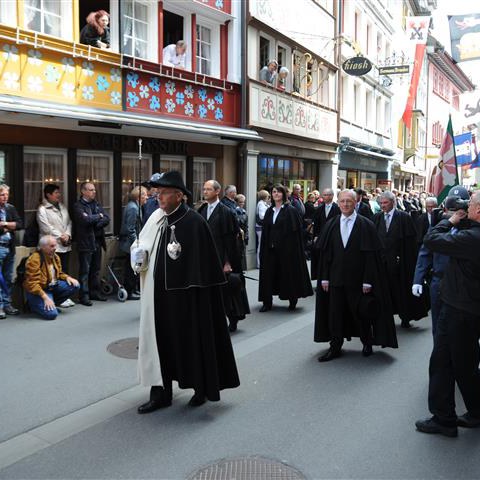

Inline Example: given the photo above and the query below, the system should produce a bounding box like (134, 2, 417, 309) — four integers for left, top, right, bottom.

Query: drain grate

(187, 456, 305, 480)
(107, 337, 139, 359)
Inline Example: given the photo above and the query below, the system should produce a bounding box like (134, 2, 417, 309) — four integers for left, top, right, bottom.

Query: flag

(449, 14, 480, 63)
(470, 132, 480, 169)
(429, 116, 459, 203)
(402, 16, 430, 130)
(454, 132, 473, 165)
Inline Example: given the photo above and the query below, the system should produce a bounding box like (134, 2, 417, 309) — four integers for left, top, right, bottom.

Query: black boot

(229, 319, 238, 332)
(137, 385, 172, 414)
(259, 302, 272, 312)
(288, 299, 298, 311)
(188, 390, 206, 407)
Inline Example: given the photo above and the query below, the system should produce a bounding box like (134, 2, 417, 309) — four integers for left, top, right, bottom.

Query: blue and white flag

(454, 132, 473, 165)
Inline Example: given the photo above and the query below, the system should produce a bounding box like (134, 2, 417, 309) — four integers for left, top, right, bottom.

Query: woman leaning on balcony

(80, 10, 110, 50)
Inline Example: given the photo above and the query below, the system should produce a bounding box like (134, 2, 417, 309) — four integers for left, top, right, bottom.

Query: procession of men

(131, 172, 480, 439)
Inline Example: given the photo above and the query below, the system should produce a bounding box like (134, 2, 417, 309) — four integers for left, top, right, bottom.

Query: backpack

(15, 251, 44, 286)
(23, 216, 40, 248)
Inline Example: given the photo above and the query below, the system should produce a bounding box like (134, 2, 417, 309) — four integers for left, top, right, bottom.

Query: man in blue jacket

(73, 182, 110, 306)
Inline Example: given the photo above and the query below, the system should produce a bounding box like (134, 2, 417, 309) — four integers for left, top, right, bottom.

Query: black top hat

(149, 171, 191, 197)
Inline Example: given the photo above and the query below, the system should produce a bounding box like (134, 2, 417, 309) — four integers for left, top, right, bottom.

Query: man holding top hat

(131, 171, 240, 413)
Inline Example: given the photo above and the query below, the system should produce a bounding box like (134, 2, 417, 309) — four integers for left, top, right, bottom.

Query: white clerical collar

(341, 211, 357, 222)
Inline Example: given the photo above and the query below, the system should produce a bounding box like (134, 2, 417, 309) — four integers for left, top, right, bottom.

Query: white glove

(412, 284, 423, 297)
(131, 247, 147, 266)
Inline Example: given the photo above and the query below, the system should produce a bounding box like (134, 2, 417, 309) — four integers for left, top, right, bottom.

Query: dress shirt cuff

(321, 280, 329, 285)
(362, 283, 372, 289)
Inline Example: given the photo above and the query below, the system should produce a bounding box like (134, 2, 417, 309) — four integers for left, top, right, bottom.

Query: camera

(444, 197, 469, 212)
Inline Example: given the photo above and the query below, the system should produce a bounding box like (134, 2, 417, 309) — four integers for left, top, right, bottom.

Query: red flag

(402, 43, 426, 130)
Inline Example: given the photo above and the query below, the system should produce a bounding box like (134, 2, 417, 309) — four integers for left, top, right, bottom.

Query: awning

(343, 145, 396, 161)
(0, 95, 262, 142)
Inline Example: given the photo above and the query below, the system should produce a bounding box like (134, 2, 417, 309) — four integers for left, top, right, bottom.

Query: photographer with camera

(412, 186, 470, 337)
(416, 191, 480, 438)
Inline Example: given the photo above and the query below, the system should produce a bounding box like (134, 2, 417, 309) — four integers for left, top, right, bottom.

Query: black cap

(150, 171, 191, 197)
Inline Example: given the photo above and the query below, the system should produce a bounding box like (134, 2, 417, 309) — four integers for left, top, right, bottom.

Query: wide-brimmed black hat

(149, 171, 191, 197)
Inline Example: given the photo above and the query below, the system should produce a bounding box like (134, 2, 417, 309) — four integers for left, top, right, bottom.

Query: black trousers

(428, 303, 480, 426)
(56, 252, 70, 274)
(78, 244, 102, 299)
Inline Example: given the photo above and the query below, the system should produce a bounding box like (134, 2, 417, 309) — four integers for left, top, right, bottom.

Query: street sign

(378, 65, 410, 75)
(342, 56, 373, 76)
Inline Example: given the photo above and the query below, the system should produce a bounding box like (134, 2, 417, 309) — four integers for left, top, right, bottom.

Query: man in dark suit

(354, 188, 373, 220)
(314, 189, 397, 361)
(198, 180, 249, 332)
(416, 196, 438, 244)
(374, 191, 429, 328)
(311, 188, 340, 279)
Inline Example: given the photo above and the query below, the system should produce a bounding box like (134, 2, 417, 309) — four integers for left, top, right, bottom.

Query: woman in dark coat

(80, 10, 110, 49)
(258, 184, 313, 311)
(235, 194, 249, 271)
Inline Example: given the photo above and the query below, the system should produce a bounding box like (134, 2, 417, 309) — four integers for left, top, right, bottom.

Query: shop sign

(90, 134, 187, 154)
(378, 65, 410, 75)
(342, 56, 372, 76)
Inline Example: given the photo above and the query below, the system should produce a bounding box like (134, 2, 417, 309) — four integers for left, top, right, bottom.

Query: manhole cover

(187, 456, 305, 480)
(107, 337, 139, 359)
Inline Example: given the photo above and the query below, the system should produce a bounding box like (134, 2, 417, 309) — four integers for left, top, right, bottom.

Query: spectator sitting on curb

(23, 235, 80, 321)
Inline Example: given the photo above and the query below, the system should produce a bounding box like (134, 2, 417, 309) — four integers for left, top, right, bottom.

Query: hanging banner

(402, 16, 430, 130)
(449, 14, 480, 63)
(454, 132, 473, 165)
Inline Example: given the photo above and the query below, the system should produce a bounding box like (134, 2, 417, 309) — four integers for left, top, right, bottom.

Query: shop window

(122, 0, 157, 61)
(24, 0, 73, 39)
(163, 10, 184, 50)
(0, 1, 17, 26)
(76, 152, 113, 233)
(160, 156, 186, 177)
(193, 158, 215, 205)
(121, 154, 152, 206)
(384, 100, 391, 135)
(0, 152, 5, 184)
(196, 24, 212, 75)
(23, 149, 67, 227)
(259, 36, 270, 71)
(375, 96, 382, 131)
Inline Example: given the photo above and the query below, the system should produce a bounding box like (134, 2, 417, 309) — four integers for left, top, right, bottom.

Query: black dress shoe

(415, 417, 458, 437)
(79, 298, 93, 307)
(90, 294, 108, 301)
(401, 320, 411, 329)
(228, 320, 238, 332)
(457, 413, 480, 428)
(288, 299, 297, 311)
(362, 345, 373, 357)
(318, 348, 342, 362)
(137, 398, 172, 414)
(4, 305, 19, 315)
(127, 293, 141, 300)
(188, 392, 206, 407)
(259, 304, 272, 312)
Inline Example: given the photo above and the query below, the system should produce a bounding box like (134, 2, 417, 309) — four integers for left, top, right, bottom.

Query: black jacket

(72, 198, 110, 252)
(80, 24, 110, 48)
(0, 203, 23, 251)
(424, 219, 480, 315)
(357, 201, 373, 220)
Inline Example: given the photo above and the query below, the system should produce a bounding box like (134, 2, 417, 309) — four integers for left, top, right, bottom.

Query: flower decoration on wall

(198, 104, 207, 119)
(127, 91, 140, 107)
(184, 102, 194, 116)
(3, 72, 19, 90)
(184, 84, 194, 98)
(176, 92, 185, 105)
(3, 44, 19, 62)
(110, 68, 121, 83)
(215, 0, 224, 8)
(165, 81, 176, 95)
(149, 76, 160, 92)
(61, 57, 75, 73)
(214, 91, 224, 104)
(214, 108, 224, 121)
(127, 72, 139, 88)
(139, 85, 150, 99)
(149, 96, 161, 111)
(198, 88, 207, 101)
(207, 98, 215, 110)
(82, 85, 94, 100)
(96, 75, 110, 92)
(45, 65, 60, 83)
(27, 49, 43, 66)
(62, 83, 75, 99)
(27, 75, 43, 93)
(165, 98, 176, 113)
(110, 91, 121, 105)
(82, 61, 94, 77)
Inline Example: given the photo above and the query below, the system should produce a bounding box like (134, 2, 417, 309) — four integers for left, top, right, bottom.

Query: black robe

(198, 202, 250, 321)
(311, 202, 341, 279)
(258, 204, 313, 302)
(154, 203, 240, 401)
(314, 215, 397, 348)
(373, 210, 429, 322)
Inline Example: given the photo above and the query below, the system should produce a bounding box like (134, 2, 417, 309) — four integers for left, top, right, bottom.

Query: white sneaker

(59, 300, 71, 308)
(66, 298, 76, 307)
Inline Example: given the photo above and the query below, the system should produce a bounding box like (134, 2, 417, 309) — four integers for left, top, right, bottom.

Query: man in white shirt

(163, 40, 187, 69)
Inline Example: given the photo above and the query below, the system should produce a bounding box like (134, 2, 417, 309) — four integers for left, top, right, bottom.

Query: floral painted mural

(194, 0, 231, 14)
(125, 70, 240, 127)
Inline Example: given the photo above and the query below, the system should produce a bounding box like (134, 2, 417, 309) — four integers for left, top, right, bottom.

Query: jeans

(26, 280, 80, 320)
(78, 244, 102, 300)
(0, 245, 15, 309)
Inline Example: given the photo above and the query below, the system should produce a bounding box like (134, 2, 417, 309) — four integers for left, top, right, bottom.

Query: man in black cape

(133, 171, 240, 413)
(198, 180, 250, 333)
(374, 191, 429, 328)
(310, 188, 341, 279)
(314, 189, 397, 362)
